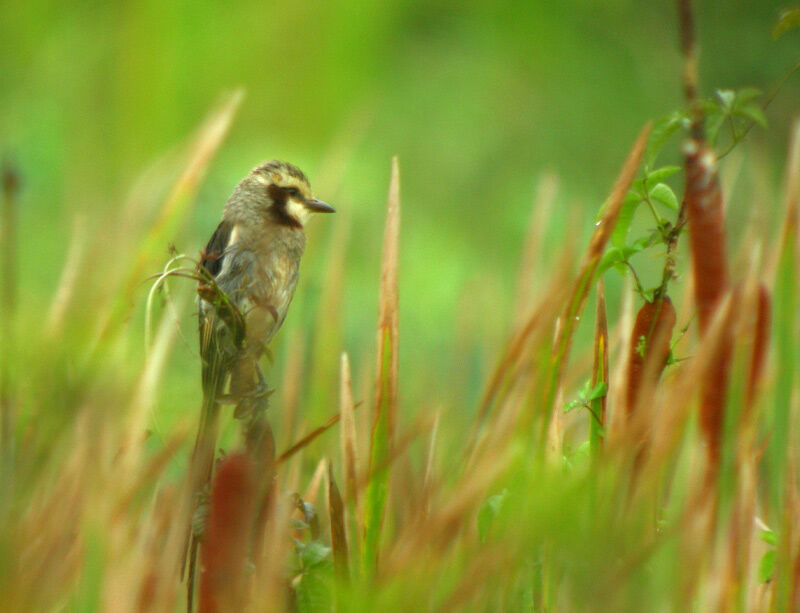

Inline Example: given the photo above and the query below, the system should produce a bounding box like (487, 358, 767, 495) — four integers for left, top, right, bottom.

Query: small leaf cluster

(703, 88, 767, 151)
(599, 164, 681, 296)
(758, 529, 777, 584)
(291, 498, 334, 613)
(563, 379, 607, 416)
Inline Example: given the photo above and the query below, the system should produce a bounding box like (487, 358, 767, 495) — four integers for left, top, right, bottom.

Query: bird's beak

(305, 198, 335, 213)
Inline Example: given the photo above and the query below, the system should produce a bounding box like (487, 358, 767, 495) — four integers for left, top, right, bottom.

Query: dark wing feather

(198, 220, 235, 390)
(200, 220, 233, 277)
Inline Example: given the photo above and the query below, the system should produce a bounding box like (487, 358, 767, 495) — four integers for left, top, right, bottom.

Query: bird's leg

(231, 355, 273, 420)
(251, 362, 271, 400)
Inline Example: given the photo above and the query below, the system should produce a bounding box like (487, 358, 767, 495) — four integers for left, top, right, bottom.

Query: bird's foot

(233, 384, 274, 420)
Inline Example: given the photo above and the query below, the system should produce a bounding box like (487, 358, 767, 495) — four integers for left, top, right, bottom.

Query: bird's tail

(182, 384, 223, 611)
(184, 291, 244, 611)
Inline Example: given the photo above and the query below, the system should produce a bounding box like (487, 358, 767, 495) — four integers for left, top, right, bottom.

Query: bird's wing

(200, 219, 234, 278)
(198, 220, 236, 392)
(185, 220, 237, 602)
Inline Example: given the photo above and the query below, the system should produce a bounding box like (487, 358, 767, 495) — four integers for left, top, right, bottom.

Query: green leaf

(760, 529, 778, 546)
(478, 489, 509, 543)
(587, 381, 608, 401)
(643, 166, 681, 186)
(362, 326, 394, 575)
(646, 112, 686, 166)
(598, 238, 652, 277)
(563, 399, 585, 413)
(759, 550, 776, 583)
(733, 87, 763, 107)
(649, 183, 679, 210)
(773, 8, 800, 39)
(735, 104, 768, 129)
(299, 541, 332, 569)
(611, 192, 643, 248)
(295, 571, 332, 613)
(706, 110, 727, 146)
(631, 230, 661, 251)
(597, 247, 626, 277)
(700, 98, 723, 116)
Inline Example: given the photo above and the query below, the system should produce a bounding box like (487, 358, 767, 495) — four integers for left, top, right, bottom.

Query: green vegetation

(2, 1, 800, 611)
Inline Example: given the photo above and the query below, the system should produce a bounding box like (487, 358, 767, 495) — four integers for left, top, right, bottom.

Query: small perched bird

(185, 160, 333, 607)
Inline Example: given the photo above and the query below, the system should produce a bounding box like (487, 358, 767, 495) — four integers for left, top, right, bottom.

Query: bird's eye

(285, 187, 301, 198)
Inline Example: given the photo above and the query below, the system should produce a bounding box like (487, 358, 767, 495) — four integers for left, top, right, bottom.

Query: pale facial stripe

(285, 198, 312, 225)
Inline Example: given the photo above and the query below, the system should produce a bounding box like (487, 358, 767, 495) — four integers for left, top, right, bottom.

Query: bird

(184, 160, 334, 608)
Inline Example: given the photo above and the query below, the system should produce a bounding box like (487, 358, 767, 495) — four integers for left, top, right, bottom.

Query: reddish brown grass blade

(327, 463, 349, 582)
(625, 295, 677, 420)
(198, 453, 257, 613)
(0, 159, 19, 480)
(684, 144, 730, 333)
(644, 291, 734, 478)
(746, 284, 770, 410)
(683, 138, 733, 470)
(623, 295, 676, 483)
(277, 411, 343, 465)
(591, 279, 609, 454)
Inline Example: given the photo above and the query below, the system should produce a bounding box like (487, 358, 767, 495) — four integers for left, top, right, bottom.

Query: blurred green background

(2, 0, 797, 435)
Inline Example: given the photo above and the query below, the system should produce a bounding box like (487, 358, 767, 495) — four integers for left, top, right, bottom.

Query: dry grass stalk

(278, 330, 305, 444)
(514, 172, 558, 324)
(302, 458, 328, 508)
(382, 449, 509, 580)
(45, 214, 88, 336)
(277, 411, 343, 465)
(372, 155, 401, 443)
(591, 279, 609, 454)
(339, 352, 359, 514)
(607, 280, 635, 442)
(421, 408, 441, 516)
(535, 122, 651, 441)
(768, 120, 800, 283)
(308, 211, 351, 411)
(327, 462, 349, 581)
(467, 260, 572, 459)
(0, 159, 19, 483)
(363, 156, 401, 573)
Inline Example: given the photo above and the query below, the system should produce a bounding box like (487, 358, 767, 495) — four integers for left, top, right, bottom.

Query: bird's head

(231, 160, 334, 228)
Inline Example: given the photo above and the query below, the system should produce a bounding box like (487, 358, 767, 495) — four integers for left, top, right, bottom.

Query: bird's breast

(242, 233, 303, 344)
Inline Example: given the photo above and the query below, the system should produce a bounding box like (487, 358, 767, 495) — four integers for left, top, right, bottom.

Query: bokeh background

(2, 0, 797, 438)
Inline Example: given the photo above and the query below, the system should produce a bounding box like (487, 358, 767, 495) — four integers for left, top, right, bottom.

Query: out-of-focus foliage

(1, 0, 797, 462)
